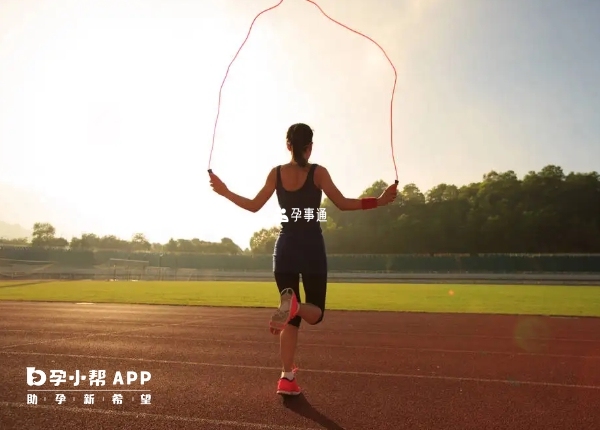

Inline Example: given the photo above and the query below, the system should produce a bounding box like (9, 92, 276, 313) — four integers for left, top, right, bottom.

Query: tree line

(250, 165, 600, 254)
(0, 223, 244, 255)
(2, 165, 598, 255)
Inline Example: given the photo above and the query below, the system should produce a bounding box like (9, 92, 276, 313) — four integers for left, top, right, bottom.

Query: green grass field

(0, 280, 599, 317)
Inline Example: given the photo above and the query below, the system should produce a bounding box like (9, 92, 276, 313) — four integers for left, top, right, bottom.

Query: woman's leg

(273, 273, 301, 374)
(272, 273, 304, 395)
(279, 299, 322, 373)
(271, 271, 327, 396)
(279, 322, 299, 374)
(301, 273, 327, 326)
(279, 274, 325, 374)
(275, 270, 327, 367)
(299, 236, 328, 326)
(278, 272, 327, 369)
(295, 301, 323, 324)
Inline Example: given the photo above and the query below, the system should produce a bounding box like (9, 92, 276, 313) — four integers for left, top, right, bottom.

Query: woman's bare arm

(212, 168, 277, 213)
(315, 166, 398, 211)
(315, 166, 375, 211)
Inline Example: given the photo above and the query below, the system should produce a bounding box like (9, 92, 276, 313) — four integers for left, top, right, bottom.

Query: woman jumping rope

(209, 123, 398, 396)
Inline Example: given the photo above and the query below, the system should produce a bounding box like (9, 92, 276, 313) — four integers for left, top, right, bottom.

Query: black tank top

(276, 164, 323, 234)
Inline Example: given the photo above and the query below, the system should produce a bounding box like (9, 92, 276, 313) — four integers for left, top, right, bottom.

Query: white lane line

(3, 329, 597, 359)
(6, 324, 598, 343)
(1, 351, 599, 390)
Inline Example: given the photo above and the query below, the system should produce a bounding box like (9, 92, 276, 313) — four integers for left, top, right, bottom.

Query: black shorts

(272, 231, 327, 275)
(274, 272, 327, 327)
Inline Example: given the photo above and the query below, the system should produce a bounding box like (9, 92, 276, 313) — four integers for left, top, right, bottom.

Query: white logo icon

(281, 208, 289, 222)
(26, 367, 46, 386)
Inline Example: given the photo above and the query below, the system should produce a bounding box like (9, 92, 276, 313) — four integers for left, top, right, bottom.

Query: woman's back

(276, 163, 323, 234)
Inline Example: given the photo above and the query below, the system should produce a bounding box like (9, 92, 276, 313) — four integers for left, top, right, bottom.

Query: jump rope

(207, 0, 399, 186)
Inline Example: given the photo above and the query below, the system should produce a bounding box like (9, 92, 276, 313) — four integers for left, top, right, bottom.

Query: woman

(209, 123, 398, 396)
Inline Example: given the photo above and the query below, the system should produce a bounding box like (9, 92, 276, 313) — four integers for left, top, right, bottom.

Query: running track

(0, 302, 599, 429)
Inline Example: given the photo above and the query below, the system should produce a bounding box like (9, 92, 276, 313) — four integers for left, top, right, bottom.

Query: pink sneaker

(269, 288, 299, 333)
(276, 376, 301, 396)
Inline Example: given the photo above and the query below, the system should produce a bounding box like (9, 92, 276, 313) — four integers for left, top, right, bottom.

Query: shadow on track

(282, 393, 346, 430)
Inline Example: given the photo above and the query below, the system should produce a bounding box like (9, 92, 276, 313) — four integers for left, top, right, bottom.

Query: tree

(0, 237, 29, 245)
(98, 235, 129, 251)
(70, 233, 100, 250)
(401, 183, 425, 205)
(31, 223, 56, 246)
(220, 238, 243, 255)
(250, 226, 281, 254)
(30, 223, 68, 248)
(165, 239, 178, 252)
(131, 233, 151, 251)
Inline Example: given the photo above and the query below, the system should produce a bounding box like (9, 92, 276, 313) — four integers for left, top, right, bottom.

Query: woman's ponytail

(286, 123, 313, 167)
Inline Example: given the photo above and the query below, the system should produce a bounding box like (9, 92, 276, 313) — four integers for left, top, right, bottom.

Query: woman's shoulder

(278, 162, 325, 171)
(312, 163, 328, 174)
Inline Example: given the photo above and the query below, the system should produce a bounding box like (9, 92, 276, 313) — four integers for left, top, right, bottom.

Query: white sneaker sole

(269, 288, 295, 331)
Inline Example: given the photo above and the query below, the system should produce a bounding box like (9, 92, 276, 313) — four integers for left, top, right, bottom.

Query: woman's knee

(302, 273, 327, 325)
(307, 307, 325, 325)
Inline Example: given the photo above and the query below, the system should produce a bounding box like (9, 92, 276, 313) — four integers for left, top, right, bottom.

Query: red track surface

(0, 302, 599, 429)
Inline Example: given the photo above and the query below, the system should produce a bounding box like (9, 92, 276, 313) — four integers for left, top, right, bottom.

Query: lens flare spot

(514, 317, 551, 353)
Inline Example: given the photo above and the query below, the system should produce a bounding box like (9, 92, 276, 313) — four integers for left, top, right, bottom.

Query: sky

(0, 0, 599, 249)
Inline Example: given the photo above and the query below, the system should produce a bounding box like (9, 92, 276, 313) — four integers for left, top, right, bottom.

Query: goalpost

(106, 258, 150, 281)
(0, 258, 55, 280)
(144, 265, 170, 281)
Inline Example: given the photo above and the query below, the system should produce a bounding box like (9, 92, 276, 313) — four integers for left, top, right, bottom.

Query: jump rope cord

(208, 0, 399, 185)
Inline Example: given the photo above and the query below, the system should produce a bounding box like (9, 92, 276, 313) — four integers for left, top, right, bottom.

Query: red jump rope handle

(208, 169, 213, 173)
(395, 180, 399, 185)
